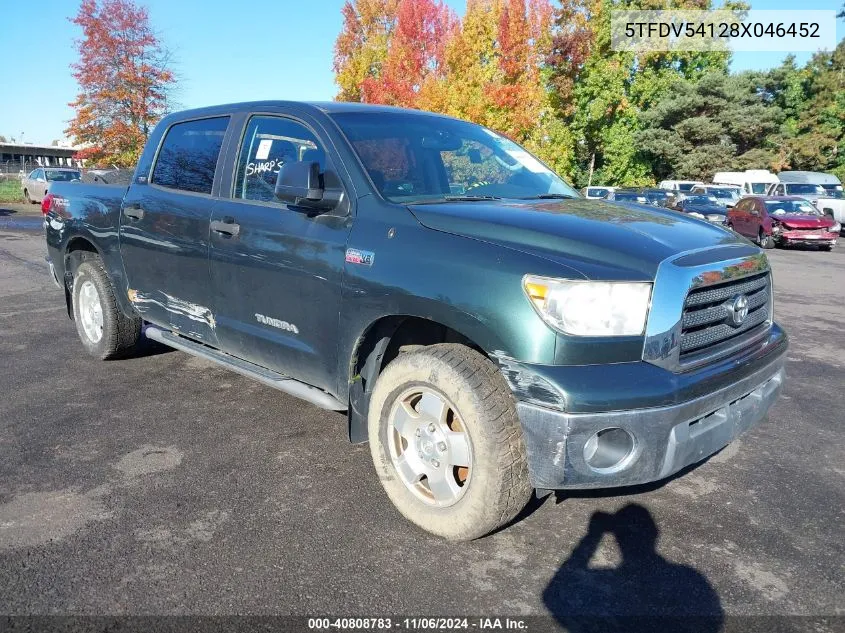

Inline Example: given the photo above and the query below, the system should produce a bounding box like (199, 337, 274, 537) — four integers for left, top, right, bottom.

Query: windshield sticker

(255, 139, 273, 160)
(346, 248, 375, 266)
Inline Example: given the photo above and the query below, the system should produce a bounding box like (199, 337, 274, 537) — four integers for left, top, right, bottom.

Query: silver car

(22, 167, 81, 203)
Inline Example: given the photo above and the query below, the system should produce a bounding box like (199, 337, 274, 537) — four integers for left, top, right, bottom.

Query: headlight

(771, 223, 782, 234)
(523, 276, 652, 336)
(830, 222, 842, 233)
(706, 214, 724, 223)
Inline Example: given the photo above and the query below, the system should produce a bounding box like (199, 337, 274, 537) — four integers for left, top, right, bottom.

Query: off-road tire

(368, 344, 532, 540)
(71, 257, 142, 359)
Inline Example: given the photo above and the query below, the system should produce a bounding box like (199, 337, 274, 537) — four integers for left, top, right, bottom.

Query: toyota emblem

(729, 294, 749, 326)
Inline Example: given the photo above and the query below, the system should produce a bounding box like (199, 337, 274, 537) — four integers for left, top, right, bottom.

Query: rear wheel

(758, 229, 775, 249)
(71, 257, 142, 359)
(368, 344, 532, 540)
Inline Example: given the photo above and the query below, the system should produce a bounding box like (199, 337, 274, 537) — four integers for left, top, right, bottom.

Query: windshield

(785, 184, 825, 195)
(677, 182, 697, 192)
(331, 112, 579, 203)
(764, 200, 819, 215)
(708, 188, 737, 199)
(614, 192, 648, 203)
(45, 170, 81, 182)
(750, 182, 771, 194)
(684, 195, 719, 205)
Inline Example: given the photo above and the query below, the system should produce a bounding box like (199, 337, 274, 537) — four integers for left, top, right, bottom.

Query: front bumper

(778, 229, 838, 246)
(516, 348, 786, 490)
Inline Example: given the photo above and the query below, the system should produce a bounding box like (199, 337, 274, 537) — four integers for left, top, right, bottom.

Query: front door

(119, 115, 230, 344)
(208, 114, 351, 393)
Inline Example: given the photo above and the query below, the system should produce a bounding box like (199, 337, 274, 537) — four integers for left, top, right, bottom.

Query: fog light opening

(584, 427, 635, 473)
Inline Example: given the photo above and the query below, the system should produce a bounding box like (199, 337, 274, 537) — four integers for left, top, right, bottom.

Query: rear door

(208, 112, 352, 392)
(119, 115, 231, 344)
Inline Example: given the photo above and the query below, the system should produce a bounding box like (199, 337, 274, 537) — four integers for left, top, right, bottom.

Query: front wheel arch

(347, 315, 487, 444)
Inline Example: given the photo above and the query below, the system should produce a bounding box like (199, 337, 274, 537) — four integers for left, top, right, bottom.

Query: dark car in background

(582, 186, 616, 199)
(690, 184, 741, 207)
(629, 187, 673, 207)
(603, 189, 650, 205)
(727, 196, 840, 250)
(669, 194, 729, 226)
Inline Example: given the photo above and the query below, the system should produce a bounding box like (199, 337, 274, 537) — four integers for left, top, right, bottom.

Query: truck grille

(680, 272, 771, 360)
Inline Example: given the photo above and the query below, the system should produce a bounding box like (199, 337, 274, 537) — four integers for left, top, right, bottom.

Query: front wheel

(24, 189, 34, 204)
(71, 257, 143, 359)
(368, 344, 532, 540)
(758, 229, 775, 249)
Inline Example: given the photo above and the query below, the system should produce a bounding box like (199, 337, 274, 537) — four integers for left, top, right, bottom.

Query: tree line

(333, 0, 845, 188)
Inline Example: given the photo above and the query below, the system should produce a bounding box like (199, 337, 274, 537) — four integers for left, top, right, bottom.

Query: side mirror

(275, 161, 323, 204)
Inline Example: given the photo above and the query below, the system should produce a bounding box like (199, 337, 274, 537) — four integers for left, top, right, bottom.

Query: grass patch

(0, 178, 25, 203)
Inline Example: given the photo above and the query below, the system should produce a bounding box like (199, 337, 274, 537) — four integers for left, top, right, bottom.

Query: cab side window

(234, 116, 326, 204)
(152, 116, 230, 195)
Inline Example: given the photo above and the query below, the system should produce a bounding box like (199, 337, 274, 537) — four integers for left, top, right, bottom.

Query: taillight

(43, 194, 68, 215)
(41, 193, 53, 215)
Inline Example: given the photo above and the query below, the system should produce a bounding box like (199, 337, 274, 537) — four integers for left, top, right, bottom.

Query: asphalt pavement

(0, 215, 842, 631)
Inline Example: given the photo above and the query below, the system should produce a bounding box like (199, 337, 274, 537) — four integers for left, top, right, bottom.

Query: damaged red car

(727, 196, 840, 250)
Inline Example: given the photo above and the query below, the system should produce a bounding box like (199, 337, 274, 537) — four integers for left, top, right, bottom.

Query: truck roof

(776, 171, 842, 185)
(159, 100, 457, 122)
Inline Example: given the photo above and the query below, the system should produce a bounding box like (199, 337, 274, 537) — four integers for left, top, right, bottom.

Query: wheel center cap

(420, 438, 435, 456)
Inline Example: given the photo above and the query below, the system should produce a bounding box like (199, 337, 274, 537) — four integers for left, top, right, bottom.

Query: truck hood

(408, 199, 744, 280)
(773, 214, 835, 229)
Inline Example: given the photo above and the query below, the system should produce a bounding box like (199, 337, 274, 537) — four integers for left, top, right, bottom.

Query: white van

(712, 170, 778, 195)
(658, 180, 703, 193)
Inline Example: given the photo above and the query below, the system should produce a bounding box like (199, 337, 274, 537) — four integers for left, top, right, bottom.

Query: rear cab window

(151, 116, 230, 194)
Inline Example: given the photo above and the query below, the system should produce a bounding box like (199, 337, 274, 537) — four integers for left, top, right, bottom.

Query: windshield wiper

(406, 195, 503, 205)
(443, 195, 503, 201)
(520, 193, 577, 200)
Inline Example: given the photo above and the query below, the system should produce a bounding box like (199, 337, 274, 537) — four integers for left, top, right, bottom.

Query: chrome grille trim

(684, 274, 768, 308)
(642, 246, 773, 373)
(681, 303, 769, 353)
(681, 288, 768, 329)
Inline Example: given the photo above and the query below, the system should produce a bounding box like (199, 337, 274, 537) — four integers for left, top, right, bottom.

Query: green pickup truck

(44, 101, 787, 539)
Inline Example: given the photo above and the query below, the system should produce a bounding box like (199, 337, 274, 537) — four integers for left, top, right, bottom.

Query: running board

(144, 326, 347, 412)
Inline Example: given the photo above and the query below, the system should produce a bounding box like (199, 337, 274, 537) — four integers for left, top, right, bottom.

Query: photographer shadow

(542, 504, 723, 633)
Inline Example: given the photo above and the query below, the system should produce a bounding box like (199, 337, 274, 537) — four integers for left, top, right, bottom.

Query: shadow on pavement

(0, 207, 18, 216)
(542, 504, 723, 633)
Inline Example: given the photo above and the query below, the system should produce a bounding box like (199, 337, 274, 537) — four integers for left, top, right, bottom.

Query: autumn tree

(66, 0, 175, 167)
(334, 0, 400, 102)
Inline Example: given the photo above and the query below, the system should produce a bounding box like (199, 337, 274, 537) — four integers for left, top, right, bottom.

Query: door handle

(211, 218, 240, 237)
(124, 205, 144, 220)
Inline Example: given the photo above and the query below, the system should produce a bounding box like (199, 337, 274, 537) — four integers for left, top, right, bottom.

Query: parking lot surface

(0, 224, 842, 628)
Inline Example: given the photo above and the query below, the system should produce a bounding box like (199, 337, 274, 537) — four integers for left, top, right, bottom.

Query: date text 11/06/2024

(307, 617, 528, 630)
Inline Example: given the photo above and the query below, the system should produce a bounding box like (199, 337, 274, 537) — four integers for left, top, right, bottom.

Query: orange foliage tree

(66, 0, 175, 167)
(333, 0, 571, 175)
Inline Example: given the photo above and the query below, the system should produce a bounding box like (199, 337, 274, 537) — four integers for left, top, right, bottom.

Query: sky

(0, 0, 842, 145)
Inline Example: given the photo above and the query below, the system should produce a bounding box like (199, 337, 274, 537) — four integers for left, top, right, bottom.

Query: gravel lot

(0, 222, 842, 631)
